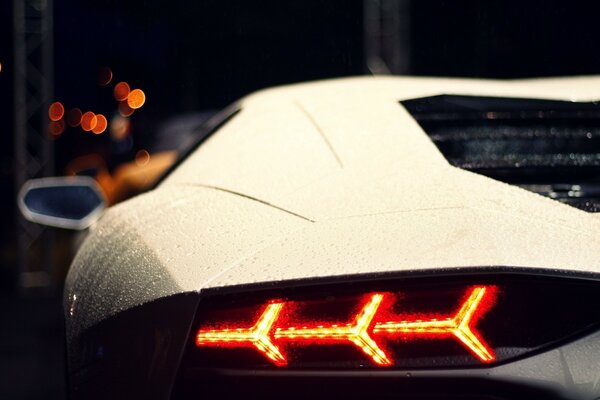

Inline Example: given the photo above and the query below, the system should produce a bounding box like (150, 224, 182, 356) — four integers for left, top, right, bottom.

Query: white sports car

(23, 76, 600, 399)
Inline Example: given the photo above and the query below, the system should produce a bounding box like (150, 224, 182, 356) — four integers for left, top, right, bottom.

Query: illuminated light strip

(373, 287, 495, 362)
(196, 303, 287, 366)
(275, 294, 392, 366)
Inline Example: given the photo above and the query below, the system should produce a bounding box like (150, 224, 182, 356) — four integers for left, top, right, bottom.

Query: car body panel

(65, 76, 600, 354)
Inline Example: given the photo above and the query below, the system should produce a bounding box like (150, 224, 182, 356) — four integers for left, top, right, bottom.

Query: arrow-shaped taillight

(195, 286, 497, 366)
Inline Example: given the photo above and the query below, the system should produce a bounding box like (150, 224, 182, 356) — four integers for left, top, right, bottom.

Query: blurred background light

(48, 102, 64, 122)
(92, 114, 107, 134)
(98, 66, 113, 86)
(135, 149, 150, 166)
(113, 81, 130, 101)
(109, 114, 131, 141)
(66, 108, 82, 127)
(127, 88, 145, 109)
(80, 111, 98, 131)
(118, 100, 134, 117)
(48, 120, 65, 138)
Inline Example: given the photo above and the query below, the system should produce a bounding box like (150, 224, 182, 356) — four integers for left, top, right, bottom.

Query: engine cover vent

(402, 95, 600, 212)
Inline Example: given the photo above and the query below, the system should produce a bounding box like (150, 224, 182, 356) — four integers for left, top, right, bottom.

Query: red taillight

(373, 286, 495, 362)
(196, 303, 287, 366)
(195, 286, 496, 366)
(275, 293, 391, 366)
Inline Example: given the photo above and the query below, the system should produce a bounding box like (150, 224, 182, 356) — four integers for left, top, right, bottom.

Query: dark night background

(2, 1, 600, 398)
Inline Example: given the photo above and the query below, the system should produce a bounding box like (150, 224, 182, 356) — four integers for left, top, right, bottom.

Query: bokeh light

(81, 111, 98, 131)
(98, 67, 113, 86)
(48, 119, 65, 138)
(67, 108, 82, 127)
(92, 114, 108, 134)
(127, 89, 146, 109)
(135, 149, 150, 166)
(118, 100, 134, 117)
(113, 82, 130, 101)
(48, 102, 65, 121)
(109, 114, 131, 141)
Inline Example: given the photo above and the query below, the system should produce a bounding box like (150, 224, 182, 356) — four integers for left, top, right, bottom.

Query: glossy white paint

(65, 76, 600, 334)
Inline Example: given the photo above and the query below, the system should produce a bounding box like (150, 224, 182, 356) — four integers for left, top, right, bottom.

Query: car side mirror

(18, 177, 106, 230)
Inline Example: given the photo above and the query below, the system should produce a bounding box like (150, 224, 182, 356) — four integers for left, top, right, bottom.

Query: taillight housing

(184, 273, 600, 370)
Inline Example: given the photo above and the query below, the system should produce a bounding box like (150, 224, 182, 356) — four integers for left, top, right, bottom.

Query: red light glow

(113, 82, 130, 101)
(67, 108, 82, 127)
(98, 67, 113, 86)
(80, 112, 98, 131)
(196, 303, 287, 366)
(135, 149, 150, 166)
(195, 286, 497, 366)
(275, 293, 391, 366)
(48, 119, 65, 137)
(118, 100, 134, 117)
(92, 114, 108, 134)
(373, 286, 496, 362)
(48, 102, 64, 121)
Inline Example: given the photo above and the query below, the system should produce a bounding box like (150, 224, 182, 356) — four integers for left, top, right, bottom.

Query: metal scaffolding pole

(13, 0, 55, 291)
(364, 0, 411, 75)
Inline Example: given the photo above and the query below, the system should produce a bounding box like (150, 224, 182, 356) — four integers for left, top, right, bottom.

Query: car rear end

(172, 269, 600, 400)
(64, 76, 600, 399)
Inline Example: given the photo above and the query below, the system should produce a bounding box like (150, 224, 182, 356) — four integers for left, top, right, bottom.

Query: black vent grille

(402, 95, 600, 212)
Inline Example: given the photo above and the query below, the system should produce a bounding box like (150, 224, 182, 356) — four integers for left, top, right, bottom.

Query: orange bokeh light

(113, 82, 130, 101)
(48, 119, 65, 137)
(127, 89, 146, 109)
(67, 108, 82, 127)
(80, 112, 98, 131)
(92, 114, 108, 134)
(135, 149, 150, 166)
(196, 303, 287, 366)
(98, 66, 113, 86)
(48, 102, 65, 122)
(118, 100, 134, 117)
(109, 114, 130, 141)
